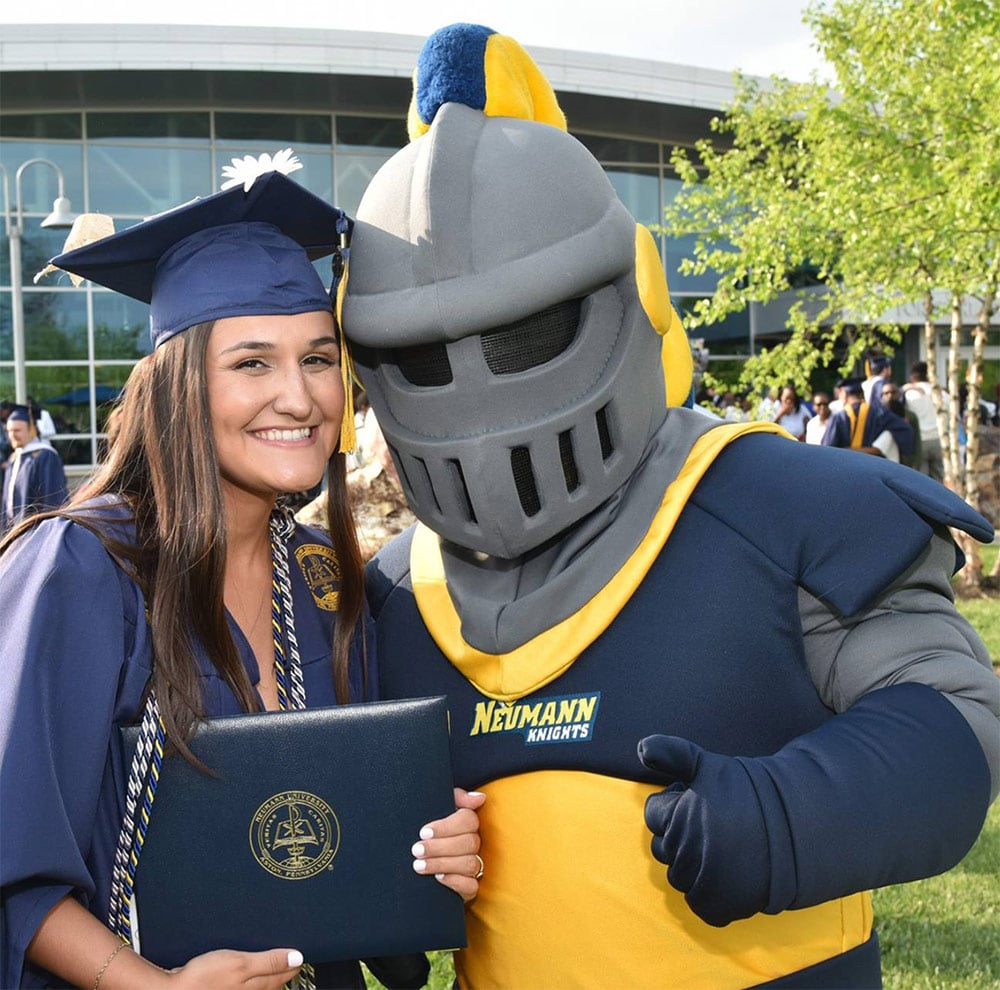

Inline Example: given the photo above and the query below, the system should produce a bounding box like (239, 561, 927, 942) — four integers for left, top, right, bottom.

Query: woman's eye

(234, 358, 268, 370)
(303, 353, 339, 367)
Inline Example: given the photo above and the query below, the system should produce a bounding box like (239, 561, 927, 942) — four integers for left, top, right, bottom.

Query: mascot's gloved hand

(639, 735, 787, 927)
(639, 683, 992, 928)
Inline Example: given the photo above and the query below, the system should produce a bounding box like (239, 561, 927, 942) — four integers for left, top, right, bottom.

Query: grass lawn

(874, 800, 1000, 990)
(955, 541, 999, 665)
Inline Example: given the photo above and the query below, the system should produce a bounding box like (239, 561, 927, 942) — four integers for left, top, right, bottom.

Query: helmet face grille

(558, 430, 580, 492)
(481, 298, 581, 375)
(395, 342, 453, 386)
(510, 446, 541, 517)
(596, 404, 615, 460)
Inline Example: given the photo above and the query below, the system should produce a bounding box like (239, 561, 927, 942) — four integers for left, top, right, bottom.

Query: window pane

(665, 233, 721, 293)
(93, 365, 133, 432)
(335, 151, 393, 217)
(42, 369, 96, 466)
(662, 176, 721, 293)
(86, 147, 212, 217)
(335, 116, 406, 150)
(93, 291, 152, 359)
(1, 114, 82, 140)
(216, 112, 332, 148)
(88, 112, 210, 142)
(605, 166, 660, 226)
(24, 291, 89, 359)
(0, 142, 84, 215)
(2, 225, 77, 289)
(0, 291, 10, 362)
(674, 296, 751, 355)
(574, 134, 659, 165)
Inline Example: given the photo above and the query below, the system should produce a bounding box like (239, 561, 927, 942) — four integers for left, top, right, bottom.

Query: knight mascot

(341, 23, 999, 989)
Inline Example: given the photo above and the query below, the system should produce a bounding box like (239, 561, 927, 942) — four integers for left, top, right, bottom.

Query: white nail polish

(412, 842, 425, 857)
(420, 826, 434, 840)
(413, 859, 426, 872)
(468, 791, 485, 797)
(288, 950, 304, 968)
(435, 873, 445, 880)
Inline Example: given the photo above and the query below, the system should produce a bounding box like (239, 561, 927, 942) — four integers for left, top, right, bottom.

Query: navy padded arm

(693, 436, 992, 617)
(641, 682, 992, 927)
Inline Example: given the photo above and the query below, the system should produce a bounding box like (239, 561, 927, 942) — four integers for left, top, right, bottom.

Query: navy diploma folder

(121, 696, 466, 969)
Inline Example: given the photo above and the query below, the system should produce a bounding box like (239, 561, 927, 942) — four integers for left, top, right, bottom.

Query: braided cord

(109, 691, 165, 944)
(270, 505, 315, 990)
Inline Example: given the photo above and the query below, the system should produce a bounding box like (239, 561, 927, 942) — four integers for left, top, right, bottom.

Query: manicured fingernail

(412, 842, 425, 857)
(435, 873, 445, 880)
(469, 791, 485, 797)
(288, 950, 304, 968)
(413, 859, 426, 872)
(420, 826, 434, 840)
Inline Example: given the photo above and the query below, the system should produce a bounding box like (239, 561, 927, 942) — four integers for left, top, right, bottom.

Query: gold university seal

(249, 790, 340, 880)
(295, 544, 341, 611)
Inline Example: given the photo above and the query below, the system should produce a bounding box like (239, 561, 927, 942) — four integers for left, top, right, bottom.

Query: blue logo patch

(469, 692, 601, 745)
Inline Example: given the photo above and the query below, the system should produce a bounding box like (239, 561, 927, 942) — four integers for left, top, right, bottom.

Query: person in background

(343, 24, 997, 990)
(0, 400, 13, 471)
(2, 404, 68, 533)
(773, 385, 811, 441)
(0, 158, 482, 990)
(903, 361, 946, 481)
(862, 355, 893, 406)
(882, 383, 922, 470)
(26, 395, 58, 440)
(805, 391, 832, 444)
(821, 379, 913, 461)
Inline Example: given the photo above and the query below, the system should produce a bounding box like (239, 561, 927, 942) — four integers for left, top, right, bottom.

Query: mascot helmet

(342, 23, 692, 558)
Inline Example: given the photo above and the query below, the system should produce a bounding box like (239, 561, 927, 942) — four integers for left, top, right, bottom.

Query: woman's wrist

(92, 941, 129, 989)
(93, 944, 173, 990)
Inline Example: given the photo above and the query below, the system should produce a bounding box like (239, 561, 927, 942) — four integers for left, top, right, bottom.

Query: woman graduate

(0, 155, 483, 990)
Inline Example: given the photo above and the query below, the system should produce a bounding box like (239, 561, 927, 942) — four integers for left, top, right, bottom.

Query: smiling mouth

(252, 427, 314, 442)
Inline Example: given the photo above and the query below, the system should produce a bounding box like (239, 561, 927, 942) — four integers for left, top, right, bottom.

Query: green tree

(663, 0, 1000, 589)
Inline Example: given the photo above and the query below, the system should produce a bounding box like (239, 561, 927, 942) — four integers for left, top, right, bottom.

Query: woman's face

(205, 310, 344, 501)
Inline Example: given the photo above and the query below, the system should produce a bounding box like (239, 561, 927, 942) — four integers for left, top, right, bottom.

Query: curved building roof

(0, 23, 742, 144)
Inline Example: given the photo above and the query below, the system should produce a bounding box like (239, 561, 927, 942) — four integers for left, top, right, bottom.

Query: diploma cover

(121, 696, 466, 968)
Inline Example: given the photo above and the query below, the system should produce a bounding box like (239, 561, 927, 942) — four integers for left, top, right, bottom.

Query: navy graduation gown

(0, 510, 374, 988)
(1, 443, 68, 533)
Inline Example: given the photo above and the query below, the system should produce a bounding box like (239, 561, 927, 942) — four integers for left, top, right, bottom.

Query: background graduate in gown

(1, 403, 68, 533)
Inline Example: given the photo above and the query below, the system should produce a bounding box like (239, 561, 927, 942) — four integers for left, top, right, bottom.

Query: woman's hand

(412, 787, 486, 902)
(167, 947, 304, 989)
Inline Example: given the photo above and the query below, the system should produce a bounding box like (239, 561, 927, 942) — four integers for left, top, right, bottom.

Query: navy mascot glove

(640, 683, 991, 928)
(640, 735, 780, 926)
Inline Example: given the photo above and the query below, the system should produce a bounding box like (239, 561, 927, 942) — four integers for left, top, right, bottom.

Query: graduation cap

(48, 170, 352, 350)
(6, 404, 35, 425)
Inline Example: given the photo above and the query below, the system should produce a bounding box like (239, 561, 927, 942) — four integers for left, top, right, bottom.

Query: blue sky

(1, 0, 830, 82)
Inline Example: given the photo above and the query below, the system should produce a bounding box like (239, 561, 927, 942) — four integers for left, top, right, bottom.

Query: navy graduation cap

(48, 167, 352, 350)
(6, 404, 34, 425)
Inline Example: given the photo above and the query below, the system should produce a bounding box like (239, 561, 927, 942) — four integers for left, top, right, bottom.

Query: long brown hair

(1, 321, 366, 764)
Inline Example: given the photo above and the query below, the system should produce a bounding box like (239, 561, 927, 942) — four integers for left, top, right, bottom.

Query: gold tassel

(335, 264, 356, 453)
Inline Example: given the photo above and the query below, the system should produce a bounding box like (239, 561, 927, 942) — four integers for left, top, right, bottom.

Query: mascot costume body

(342, 24, 999, 989)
